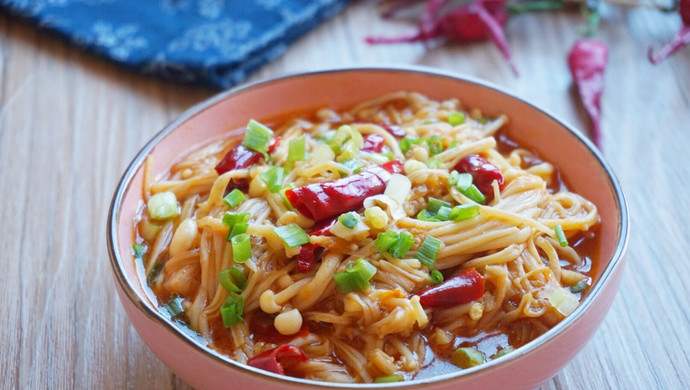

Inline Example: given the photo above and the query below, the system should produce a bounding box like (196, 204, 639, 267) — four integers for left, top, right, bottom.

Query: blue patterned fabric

(1, 0, 350, 89)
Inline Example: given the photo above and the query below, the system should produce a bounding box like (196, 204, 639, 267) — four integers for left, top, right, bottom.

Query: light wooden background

(1, 1, 689, 389)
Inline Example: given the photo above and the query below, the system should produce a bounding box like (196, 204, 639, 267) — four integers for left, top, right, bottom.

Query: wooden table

(1, 2, 688, 389)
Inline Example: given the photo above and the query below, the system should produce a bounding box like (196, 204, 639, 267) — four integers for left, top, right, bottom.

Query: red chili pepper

(417, 268, 485, 308)
(455, 154, 504, 201)
(215, 144, 263, 175)
(367, 0, 517, 75)
(285, 163, 400, 221)
(380, 159, 404, 174)
(309, 218, 337, 236)
(268, 136, 281, 154)
(246, 344, 308, 375)
(296, 243, 324, 272)
(379, 123, 407, 138)
(249, 312, 310, 344)
(285, 170, 387, 221)
(362, 133, 388, 153)
(568, 39, 608, 148)
(648, 0, 690, 65)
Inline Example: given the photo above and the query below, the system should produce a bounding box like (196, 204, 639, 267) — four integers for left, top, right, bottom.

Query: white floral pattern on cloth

(1, 0, 351, 89)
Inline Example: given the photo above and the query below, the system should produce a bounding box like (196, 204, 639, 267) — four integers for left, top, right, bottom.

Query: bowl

(107, 67, 629, 390)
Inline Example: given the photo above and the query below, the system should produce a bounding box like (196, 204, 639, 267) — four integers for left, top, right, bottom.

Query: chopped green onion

(220, 292, 244, 328)
(454, 172, 473, 192)
(147, 192, 179, 220)
(132, 243, 147, 258)
(164, 295, 185, 318)
(491, 346, 515, 359)
(230, 222, 248, 237)
(333, 258, 377, 292)
(287, 136, 306, 164)
(222, 189, 246, 208)
(426, 156, 442, 169)
(231, 233, 252, 263)
(340, 139, 361, 161)
(273, 223, 310, 248)
(243, 119, 273, 155)
(399, 136, 424, 154)
(448, 170, 460, 187)
(374, 231, 399, 253)
(427, 135, 444, 155)
(430, 269, 444, 285)
(223, 212, 251, 241)
(415, 235, 442, 268)
(417, 210, 442, 222)
(436, 205, 453, 221)
(338, 212, 359, 229)
(426, 197, 452, 214)
(147, 263, 163, 286)
(448, 140, 459, 149)
(382, 151, 395, 161)
(330, 125, 352, 154)
(222, 212, 250, 227)
(449, 204, 480, 221)
(260, 166, 284, 193)
(374, 374, 404, 383)
(219, 267, 247, 293)
(280, 185, 294, 210)
(571, 280, 587, 293)
(554, 225, 568, 247)
(389, 231, 415, 258)
(463, 184, 486, 204)
(451, 347, 485, 369)
(447, 112, 466, 126)
(219, 269, 241, 293)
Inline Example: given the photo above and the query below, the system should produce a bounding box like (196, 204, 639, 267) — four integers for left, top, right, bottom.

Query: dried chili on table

(648, 0, 690, 64)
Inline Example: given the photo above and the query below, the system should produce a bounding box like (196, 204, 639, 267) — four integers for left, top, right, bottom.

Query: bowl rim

(107, 65, 630, 388)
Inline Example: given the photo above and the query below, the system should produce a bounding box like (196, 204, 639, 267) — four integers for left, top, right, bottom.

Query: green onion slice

(287, 136, 306, 164)
(426, 157, 442, 169)
(463, 184, 486, 204)
(147, 263, 163, 286)
(451, 347, 485, 369)
(426, 197, 452, 215)
(219, 269, 241, 293)
(222, 189, 246, 208)
(231, 233, 252, 263)
(417, 210, 442, 222)
(399, 136, 425, 154)
(570, 280, 587, 293)
(554, 225, 568, 247)
(164, 295, 185, 318)
(333, 258, 377, 292)
(132, 243, 147, 258)
(449, 204, 480, 221)
(147, 192, 179, 221)
(430, 269, 444, 285)
(338, 212, 359, 229)
(374, 231, 399, 253)
(447, 112, 466, 126)
(374, 374, 404, 383)
(243, 119, 274, 155)
(491, 346, 515, 359)
(260, 166, 284, 194)
(427, 135, 444, 155)
(389, 231, 415, 258)
(415, 235, 442, 268)
(220, 292, 244, 328)
(273, 223, 310, 248)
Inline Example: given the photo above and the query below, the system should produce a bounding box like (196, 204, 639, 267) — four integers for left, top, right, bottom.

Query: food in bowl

(132, 91, 599, 383)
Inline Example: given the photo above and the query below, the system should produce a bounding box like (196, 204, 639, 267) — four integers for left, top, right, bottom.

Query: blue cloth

(1, 0, 350, 89)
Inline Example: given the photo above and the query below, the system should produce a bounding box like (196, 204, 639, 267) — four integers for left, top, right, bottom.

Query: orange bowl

(107, 67, 629, 390)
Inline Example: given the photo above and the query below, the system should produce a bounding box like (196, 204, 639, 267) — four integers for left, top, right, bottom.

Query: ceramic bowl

(107, 67, 629, 390)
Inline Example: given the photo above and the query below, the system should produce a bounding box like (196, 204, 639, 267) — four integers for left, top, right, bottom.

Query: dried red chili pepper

(455, 154, 504, 201)
(567, 39, 608, 148)
(367, 0, 517, 75)
(379, 123, 407, 138)
(362, 133, 388, 153)
(648, 0, 690, 64)
(215, 144, 262, 175)
(268, 136, 281, 154)
(296, 243, 324, 272)
(285, 162, 402, 222)
(246, 344, 308, 375)
(417, 268, 485, 308)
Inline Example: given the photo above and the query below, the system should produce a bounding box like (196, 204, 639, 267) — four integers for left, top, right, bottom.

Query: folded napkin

(1, 0, 350, 89)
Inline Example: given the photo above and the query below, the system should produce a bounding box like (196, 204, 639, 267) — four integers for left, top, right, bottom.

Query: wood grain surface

(1, 1, 689, 389)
